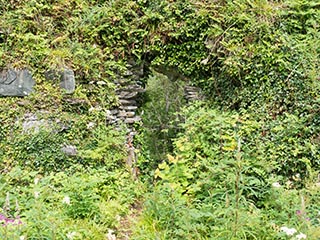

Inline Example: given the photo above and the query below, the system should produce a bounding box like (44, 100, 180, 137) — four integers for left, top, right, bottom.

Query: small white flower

(96, 80, 107, 85)
(106, 229, 116, 240)
(34, 177, 40, 185)
(272, 182, 281, 188)
(62, 196, 71, 205)
(89, 106, 102, 112)
(34, 191, 40, 199)
(66, 231, 77, 239)
(19, 236, 25, 240)
(296, 232, 307, 240)
(87, 122, 95, 129)
(280, 226, 297, 236)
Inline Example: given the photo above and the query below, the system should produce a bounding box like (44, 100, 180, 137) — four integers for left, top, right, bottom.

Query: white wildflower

(66, 231, 77, 239)
(62, 196, 71, 205)
(296, 232, 307, 240)
(87, 122, 95, 129)
(89, 106, 102, 112)
(280, 226, 297, 236)
(106, 229, 116, 240)
(34, 191, 40, 199)
(34, 177, 40, 185)
(19, 236, 25, 240)
(96, 80, 107, 85)
(272, 182, 281, 188)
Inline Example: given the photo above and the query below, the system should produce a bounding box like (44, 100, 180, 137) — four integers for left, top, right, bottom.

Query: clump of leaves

(133, 104, 320, 239)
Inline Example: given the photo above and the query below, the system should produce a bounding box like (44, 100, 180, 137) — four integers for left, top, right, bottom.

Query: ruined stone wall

(184, 85, 204, 103)
(106, 62, 145, 129)
(105, 64, 204, 179)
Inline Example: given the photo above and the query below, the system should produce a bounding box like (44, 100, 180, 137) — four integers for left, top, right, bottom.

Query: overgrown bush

(0, 165, 142, 239)
(133, 104, 320, 239)
(146, 0, 319, 116)
(0, 0, 319, 239)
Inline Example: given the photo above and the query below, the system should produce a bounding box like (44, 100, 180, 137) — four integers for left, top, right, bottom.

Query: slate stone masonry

(106, 62, 145, 129)
(0, 67, 76, 97)
(106, 62, 145, 179)
(184, 85, 204, 103)
(0, 69, 35, 96)
(45, 68, 75, 94)
(106, 63, 204, 179)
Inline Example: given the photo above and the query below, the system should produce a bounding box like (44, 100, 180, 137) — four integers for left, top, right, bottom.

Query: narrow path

(117, 201, 143, 240)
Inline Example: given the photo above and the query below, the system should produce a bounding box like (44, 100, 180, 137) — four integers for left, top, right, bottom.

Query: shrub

(133, 104, 320, 239)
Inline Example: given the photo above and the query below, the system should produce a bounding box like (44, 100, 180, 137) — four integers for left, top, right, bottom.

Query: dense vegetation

(0, 0, 319, 239)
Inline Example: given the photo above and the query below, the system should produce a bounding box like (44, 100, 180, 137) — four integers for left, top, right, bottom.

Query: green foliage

(130, 1, 320, 238)
(80, 125, 127, 169)
(0, 0, 319, 114)
(0, 165, 141, 239)
(136, 71, 186, 176)
(144, 0, 320, 116)
(0, 0, 319, 239)
(3, 129, 73, 172)
(0, 0, 148, 89)
(133, 104, 320, 239)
